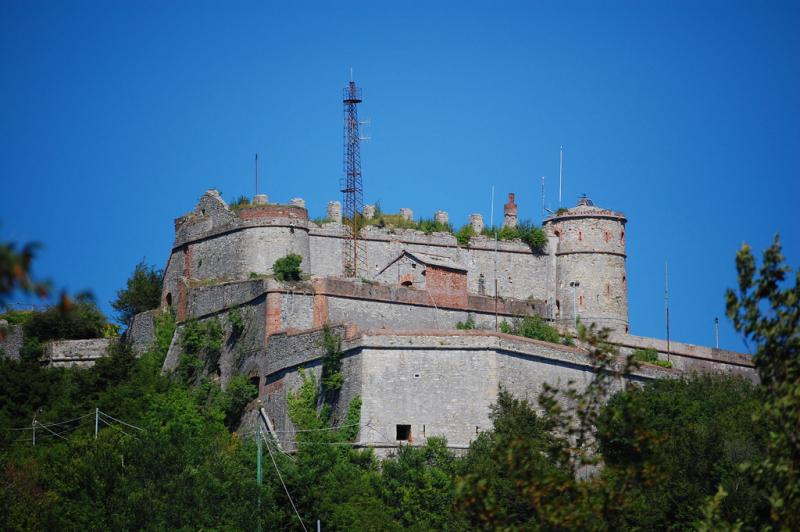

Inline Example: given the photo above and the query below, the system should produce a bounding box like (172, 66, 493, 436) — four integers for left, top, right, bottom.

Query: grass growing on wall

(631, 348, 673, 368)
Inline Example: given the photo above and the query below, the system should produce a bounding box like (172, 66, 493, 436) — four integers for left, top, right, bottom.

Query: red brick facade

(424, 266, 468, 308)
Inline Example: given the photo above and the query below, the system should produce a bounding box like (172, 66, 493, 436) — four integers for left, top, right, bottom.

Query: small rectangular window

(396, 424, 411, 441)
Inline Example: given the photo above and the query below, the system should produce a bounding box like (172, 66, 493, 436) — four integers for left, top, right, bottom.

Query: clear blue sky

(2, 0, 798, 352)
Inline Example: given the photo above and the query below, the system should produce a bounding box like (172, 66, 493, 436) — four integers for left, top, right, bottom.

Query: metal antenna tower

(340, 78, 367, 277)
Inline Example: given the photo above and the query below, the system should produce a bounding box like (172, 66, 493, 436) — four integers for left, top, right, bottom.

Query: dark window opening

(290, 227, 295, 234)
(201, 208, 206, 216)
(396, 424, 411, 441)
(578, 231, 583, 241)
(165, 293, 173, 306)
(249, 375, 260, 389)
(401, 280, 413, 287)
(411, 263, 417, 269)
(198, 259, 202, 268)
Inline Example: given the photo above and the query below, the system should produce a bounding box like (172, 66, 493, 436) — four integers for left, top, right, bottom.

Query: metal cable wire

(98, 411, 145, 431)
(262, 432, 308, 531)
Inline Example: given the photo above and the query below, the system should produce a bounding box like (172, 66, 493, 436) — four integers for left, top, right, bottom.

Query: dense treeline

(0, 236, 796, 530)
(0, 327, 771, 530)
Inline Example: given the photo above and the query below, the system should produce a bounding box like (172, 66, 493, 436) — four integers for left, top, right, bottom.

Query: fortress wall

(127, 309, 157, 354)
(556, 253, 628, 332)
(258, 330, 673, 452)
(188, 279, 268, 318)
(44, 339, 113, 368)
(462, 241, 550, 301)
(260, 325, 360, 450)
(189, 231, 246, 280)
(609, 332, 756, 380)
(548, 215, 626, 256)
(280, 292, 315, 331)
(308, 227, 552, 301)
(217, 303, 267, 387)
(240, 226, 310, 276)
(162, 248, 185, 309)
(307, 226, 344, 277)
(358, 344, 498, 449)
(0, 323, 23, 360)
(162, 298, 269, 386)
(327, 296, 471, 331)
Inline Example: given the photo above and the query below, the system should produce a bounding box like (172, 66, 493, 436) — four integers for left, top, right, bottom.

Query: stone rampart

(259, 328, 678, 453)
(127, 309, 158, 354)
(608, 332, 756, 380)
(0, 322, 24, 360)
(43, 339, 113, 368)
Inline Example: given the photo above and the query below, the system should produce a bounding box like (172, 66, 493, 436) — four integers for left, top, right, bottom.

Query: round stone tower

(543, 195, 628, 333)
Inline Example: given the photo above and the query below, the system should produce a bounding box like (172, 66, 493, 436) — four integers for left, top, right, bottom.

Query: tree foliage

(273, 253, 303, 282)
(725, 235, 799, 529)
(0, 237, 50, 312)
(111, 261, 163, 325)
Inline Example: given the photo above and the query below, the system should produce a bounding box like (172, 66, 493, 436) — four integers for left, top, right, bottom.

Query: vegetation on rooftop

(499, 315, 573, 345)
(631, 347, 673, 368)
(227, 195, 254, 213)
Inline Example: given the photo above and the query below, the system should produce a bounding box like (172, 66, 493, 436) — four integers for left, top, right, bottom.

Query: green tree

(0, 237, 50, 312)
(457, 324, 645, 530)
(597, 375, 768, 529)
(273, 253, 303, 282)
(456, 390, 556, 528)
(378, 437, 465, 530)
(111, 261, 163, 326)
(726, 235, 799, 529)
(19, 294, 110, 361)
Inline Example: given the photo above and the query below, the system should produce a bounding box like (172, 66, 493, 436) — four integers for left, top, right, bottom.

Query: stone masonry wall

(44, 339, 113, 368)
(261, 330, 677, 453)
(0, 322, 24, 360)
(308, 226, 552, 305)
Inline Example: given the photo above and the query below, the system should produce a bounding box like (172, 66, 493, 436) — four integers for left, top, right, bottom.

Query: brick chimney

(503, 193, 518, 228)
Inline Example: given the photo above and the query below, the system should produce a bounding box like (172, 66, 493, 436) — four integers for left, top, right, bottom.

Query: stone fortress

(117, 189, 756, 453)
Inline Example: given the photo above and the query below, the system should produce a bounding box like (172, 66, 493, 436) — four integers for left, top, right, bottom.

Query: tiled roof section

(377, 250, 468, 275)
(406, 251, 467, 271)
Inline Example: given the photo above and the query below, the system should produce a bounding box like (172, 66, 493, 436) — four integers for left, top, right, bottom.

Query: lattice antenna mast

(340, 79, 367, 277)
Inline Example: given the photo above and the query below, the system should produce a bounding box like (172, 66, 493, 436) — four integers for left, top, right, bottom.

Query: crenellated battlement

(162, 190, 630, 334)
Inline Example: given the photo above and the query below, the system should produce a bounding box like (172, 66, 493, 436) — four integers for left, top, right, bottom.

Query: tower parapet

(162, 190, 311, 318)
(544, 195, 628, 332)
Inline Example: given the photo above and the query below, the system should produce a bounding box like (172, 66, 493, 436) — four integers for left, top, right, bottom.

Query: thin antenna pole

(665, 261, 671, 361)
(257, 422, 262, 532)
(255, 153, 259, 196)
(490, 186, 495, 229)
(95, 407, 99, 440)
(541, 176, 545, 223)
(559, 145, 563, 209)
(715, 317, 719, 349)
(491, 186, 498, 330)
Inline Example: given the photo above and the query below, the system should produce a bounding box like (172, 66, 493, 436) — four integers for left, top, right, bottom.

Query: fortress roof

(545, 194, 627, 223)
(377, 250, 467, 276)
